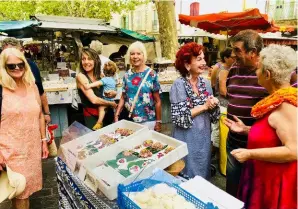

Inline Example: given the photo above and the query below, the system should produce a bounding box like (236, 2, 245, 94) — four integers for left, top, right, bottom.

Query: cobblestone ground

(0, 123, 226, 209)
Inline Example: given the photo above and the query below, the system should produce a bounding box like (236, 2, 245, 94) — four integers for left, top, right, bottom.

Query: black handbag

(118, 107, 133, 121)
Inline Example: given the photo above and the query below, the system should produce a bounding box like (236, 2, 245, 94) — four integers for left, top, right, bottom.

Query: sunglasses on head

(6, 62, 25, 70)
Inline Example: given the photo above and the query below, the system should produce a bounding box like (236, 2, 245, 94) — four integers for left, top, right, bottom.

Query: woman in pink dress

(0, 48, 49, 209)
(224, 44, 297, 209)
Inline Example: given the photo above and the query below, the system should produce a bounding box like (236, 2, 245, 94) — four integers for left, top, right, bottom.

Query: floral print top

(122, 67, 161, 123)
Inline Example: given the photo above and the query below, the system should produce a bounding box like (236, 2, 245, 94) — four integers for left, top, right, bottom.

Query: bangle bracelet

(156, 120, 162, 123)
(41, 138, 48, 142)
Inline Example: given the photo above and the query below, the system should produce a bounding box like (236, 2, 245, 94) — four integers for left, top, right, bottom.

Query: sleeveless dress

(214, 63, 229, 107)
(0, 85, 42, 199)
(238, 114, 297, 209)
(78, 74, 113, 129)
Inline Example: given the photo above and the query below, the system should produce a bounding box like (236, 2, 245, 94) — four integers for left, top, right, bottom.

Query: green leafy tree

(0, 0, 147, 21)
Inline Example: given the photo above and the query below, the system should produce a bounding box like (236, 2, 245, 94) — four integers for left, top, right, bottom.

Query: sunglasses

(6, 62, 25, 70)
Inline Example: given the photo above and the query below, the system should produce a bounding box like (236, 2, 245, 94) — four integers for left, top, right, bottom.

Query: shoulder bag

(128, 69, 152, 118)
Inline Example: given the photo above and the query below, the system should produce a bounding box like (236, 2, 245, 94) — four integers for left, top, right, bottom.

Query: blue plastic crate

(117, 179, 218, 209)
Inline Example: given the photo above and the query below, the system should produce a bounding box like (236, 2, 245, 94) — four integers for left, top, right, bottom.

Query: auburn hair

(175, 42, 203, 77)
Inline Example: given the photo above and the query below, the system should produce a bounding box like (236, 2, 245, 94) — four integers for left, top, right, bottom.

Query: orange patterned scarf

(251, 87, 297, 119)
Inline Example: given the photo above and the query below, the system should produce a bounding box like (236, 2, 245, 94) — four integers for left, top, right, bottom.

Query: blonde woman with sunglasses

(0, 48, 49, 209)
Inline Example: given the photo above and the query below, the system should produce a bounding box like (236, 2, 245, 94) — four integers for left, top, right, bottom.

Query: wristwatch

(44, 112, 51, 115)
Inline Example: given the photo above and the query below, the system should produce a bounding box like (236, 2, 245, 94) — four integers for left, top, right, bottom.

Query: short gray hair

(89, 40, 103, 54)
(2, 37, 21, 50)
(260, 44, 297, 84)
(230, 29, 263, 54)
(127, 41, 147, 64)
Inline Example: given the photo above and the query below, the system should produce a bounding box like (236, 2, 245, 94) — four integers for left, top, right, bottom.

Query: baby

(84, 61, 117, 130)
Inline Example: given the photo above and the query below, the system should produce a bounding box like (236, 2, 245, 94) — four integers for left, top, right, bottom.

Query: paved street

(0, 123, 226, 209)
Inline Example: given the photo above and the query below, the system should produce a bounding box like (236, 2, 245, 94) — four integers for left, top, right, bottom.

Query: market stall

(260, 32, 297, 47)
(55, 120, 244, 209)
(0, 15, 157, 137)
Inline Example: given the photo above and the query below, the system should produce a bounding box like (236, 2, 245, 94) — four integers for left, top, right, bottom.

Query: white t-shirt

(99, 55, 110, 70)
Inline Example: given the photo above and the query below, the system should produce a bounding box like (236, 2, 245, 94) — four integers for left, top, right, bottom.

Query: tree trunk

(155, 0, 178, 60)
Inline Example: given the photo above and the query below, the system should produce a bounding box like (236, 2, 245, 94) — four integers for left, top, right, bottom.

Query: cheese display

(43, 79, 69, 92)
(76, 128, 135, 160)
(60, 120, 147, 173)
(129, 183, 197, 209)
(158, 68, 180, 84)
(102, 140, 175, 178)
(83, 130, 188, 200)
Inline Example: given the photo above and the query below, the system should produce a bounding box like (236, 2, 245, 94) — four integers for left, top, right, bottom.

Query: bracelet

(41, 138, 48, 142)
(156, 120, 162, 123)
(44, 112, 51, 116)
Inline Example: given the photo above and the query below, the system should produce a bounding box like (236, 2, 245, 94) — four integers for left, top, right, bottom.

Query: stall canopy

(179, 8, 279, 35)
(31, 15, 116, 33)
(119, 28, 155, 42)
(0, 20, 41, 31)
(0, 15, 155, 43)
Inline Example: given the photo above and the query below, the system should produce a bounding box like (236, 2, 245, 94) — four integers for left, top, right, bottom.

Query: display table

(56, 157, 119, 209)
(46, 87, 81, 138)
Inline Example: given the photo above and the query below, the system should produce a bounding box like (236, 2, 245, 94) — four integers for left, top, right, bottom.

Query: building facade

(266, 0, 297, 32)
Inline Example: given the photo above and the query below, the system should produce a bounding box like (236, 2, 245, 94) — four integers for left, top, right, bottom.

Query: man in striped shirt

(226, 30, 297, 198)
(225, 30, 268, 197)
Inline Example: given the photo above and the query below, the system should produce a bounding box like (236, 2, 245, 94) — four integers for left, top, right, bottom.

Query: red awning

(179, 8, 279, 35)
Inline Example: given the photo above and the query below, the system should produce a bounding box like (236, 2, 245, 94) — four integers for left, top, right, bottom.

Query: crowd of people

(0, 29, 297, 209)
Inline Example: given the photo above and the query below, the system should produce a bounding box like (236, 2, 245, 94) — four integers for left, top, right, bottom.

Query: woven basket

(164, 160, 185, 176)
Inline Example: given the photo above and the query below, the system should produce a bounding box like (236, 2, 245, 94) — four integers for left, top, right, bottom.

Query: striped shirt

(226, 64, 268, 147)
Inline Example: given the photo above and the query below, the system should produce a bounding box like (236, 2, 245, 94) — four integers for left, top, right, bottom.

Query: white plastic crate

(60, 120, 147, 172)
(83, 130, 188, 200)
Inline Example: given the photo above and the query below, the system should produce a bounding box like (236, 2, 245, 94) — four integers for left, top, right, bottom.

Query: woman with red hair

(170, 42, 220, 179)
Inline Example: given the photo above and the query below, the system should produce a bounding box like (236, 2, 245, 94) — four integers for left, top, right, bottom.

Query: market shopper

(76, 48, 117, 129)
(114, 41, 162, 131)
(210, 48, 234, 153)
(214, 47, 234, 107)
(0, 48, 49, 209)
(224, 30, 269, 197)
(89, 40, 110, 71)
(170, 42, 220, 179)
(224, 44, 297, 209)
(109, 45, 128, 61)
(1, 37, 52, 123)
(83, 61, 117, 130)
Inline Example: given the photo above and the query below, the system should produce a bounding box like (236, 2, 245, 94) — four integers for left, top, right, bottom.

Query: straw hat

(0, 166, 26, 203)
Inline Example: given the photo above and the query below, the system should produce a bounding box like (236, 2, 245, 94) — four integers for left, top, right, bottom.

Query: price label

(78, 165, 87, 181)
(65, 149, 77, 172)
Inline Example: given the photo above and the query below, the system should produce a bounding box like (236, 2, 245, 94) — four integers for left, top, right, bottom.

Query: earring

(187, 73, 192, 80)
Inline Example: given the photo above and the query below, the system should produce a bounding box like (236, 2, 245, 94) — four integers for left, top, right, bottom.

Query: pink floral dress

(0, 85, 42, 199)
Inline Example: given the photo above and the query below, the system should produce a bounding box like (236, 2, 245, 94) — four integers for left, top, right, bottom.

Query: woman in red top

(224, 44, 297, 209)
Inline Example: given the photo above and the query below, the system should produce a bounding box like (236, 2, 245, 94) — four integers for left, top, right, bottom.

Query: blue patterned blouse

(122, 67, 161, 123)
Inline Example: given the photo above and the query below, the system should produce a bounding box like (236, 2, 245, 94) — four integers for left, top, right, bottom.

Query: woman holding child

(76, 48, 117, 130)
